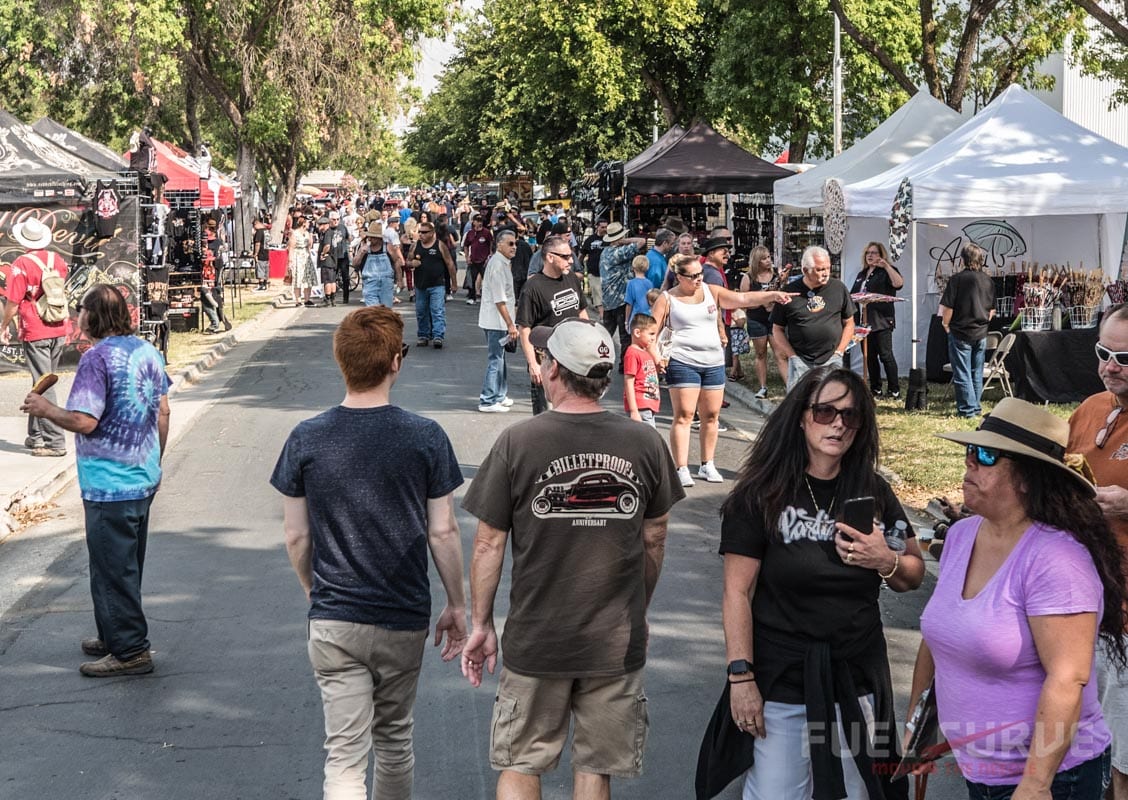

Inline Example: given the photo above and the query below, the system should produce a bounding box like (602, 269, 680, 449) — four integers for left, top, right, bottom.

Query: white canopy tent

(773, 93, 963, 213)
(841, 84, 1128, 373)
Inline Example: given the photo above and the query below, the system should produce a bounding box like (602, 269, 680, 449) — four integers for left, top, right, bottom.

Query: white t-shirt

(383, 226, 401, 249)
(478, 252, 515, 331)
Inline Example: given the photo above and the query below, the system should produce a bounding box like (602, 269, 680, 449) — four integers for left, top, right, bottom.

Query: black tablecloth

(925, 319, 1103, 403)
(1005, 328, 1104, 404)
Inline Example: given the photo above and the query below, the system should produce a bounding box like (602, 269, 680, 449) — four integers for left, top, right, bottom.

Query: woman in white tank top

(650, 253, 795, 488)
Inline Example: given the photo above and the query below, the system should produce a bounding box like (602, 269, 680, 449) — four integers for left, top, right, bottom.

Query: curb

(4, 303, 286, 525)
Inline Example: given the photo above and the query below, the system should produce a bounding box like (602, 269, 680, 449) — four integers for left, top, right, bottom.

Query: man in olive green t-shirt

(460, 319, 683, 799)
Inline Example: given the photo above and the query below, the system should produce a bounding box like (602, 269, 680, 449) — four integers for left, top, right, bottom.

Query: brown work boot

(80, 638, 108, 657)
(79, 651, 153, 677)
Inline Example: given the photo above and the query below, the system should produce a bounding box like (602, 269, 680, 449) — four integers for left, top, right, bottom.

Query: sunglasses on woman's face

(808, 403, 862, 430)
(966, 443, 1012, 467)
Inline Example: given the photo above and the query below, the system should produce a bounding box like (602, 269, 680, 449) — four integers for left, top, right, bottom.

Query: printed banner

(0, 196, 141, 373)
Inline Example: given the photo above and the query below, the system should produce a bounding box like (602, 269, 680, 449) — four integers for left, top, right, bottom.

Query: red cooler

(269, 247, 288, 279)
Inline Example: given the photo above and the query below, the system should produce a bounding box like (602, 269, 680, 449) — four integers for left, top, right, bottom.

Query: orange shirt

(1068, 390, 1128, 563)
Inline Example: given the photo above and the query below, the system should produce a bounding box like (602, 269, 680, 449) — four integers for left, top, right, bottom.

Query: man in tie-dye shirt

(21, 284, 170, 678)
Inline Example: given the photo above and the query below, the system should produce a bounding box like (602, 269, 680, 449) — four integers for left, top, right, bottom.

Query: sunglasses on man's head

(966, 443, 1013, 467)
(1095, 342, 1128, 367)
(808, 403, 862, 430)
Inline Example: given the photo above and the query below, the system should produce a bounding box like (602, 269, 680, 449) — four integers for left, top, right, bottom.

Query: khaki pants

(307, 620, 427, 800)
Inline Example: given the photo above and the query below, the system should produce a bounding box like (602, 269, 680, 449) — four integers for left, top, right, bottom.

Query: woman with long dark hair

(719, 366, 925, 799)
(910, 398, 1128, 799)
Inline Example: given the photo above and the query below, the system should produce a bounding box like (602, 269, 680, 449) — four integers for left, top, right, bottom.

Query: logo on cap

(597, 342, 611, 359)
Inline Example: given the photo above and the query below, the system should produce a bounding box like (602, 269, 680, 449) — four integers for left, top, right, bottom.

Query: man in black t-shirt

(516, 235, 589, 415)
(939, 242, 996, 418)
(271, 307, 466, 800)
(315, 217, 337, 307)
(406, 222, 458, 348)
(771, 246, 855, 390)
(579, 219, 607, 320)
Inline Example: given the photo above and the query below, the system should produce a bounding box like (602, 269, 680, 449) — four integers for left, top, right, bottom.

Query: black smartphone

(840, 496, 876, 539)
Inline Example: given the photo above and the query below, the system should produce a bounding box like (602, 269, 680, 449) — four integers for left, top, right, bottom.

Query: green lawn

(730, 351, 1078, 506)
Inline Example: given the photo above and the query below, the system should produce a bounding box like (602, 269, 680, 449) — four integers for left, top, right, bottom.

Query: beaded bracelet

(878, 552, 900, 580)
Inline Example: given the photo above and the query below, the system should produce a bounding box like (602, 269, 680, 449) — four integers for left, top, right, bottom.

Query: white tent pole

(911, 219, 918, 370)
(833, 13, 843, 157)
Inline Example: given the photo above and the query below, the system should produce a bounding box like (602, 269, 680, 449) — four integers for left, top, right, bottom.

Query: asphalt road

(0, 293, 967, 799)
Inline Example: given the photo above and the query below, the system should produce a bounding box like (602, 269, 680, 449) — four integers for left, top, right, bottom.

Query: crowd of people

(13, 180, 1128, 800)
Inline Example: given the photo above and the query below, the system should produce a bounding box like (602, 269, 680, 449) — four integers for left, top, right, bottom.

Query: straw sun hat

(935, 397, 1095, 496)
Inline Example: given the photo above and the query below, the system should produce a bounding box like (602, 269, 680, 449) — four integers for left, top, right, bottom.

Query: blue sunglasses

(966, 443, 1013, 467)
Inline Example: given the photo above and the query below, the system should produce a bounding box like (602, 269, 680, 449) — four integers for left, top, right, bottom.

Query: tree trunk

(788, 119, 808, 164)
(186, 82, 202, 154)
(920, 0, 944, 100)
(1072, 0, 1128, 44)
(829, 0, 919, 97)
(269, 159, 300, 247)
(641, 66, 678, 127)
(234, 138, 257, 254)
(946, 0, 1004, 111)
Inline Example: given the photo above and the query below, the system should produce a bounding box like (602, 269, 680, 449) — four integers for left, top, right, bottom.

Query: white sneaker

(466, 299, 476, 305)
(500, 397, 514, 407)
(698, 462, 724, 483)
(478, 403, 510, 413)
(677, 467, 695, 488)
(754, 386, 768, 399)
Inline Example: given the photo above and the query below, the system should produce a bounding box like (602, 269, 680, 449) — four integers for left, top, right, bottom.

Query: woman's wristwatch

(727, 659, 756, 683)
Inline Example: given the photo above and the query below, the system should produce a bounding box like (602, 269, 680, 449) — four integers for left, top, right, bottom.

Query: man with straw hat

(2, 217, 69, 456)
(352, 221, 403, 308)
(1068, 303, 1128, 800)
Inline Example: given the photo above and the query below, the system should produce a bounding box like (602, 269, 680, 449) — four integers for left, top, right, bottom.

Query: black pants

(336, 257, 351, 303)
(602, 305, 630, 369)
(467, 262, 486, 300)
(867, 328, 899, 392)
(84, 495, 155, 659)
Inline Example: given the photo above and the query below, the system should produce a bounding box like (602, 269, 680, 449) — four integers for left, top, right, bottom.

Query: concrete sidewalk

(0, 299, 295, 541)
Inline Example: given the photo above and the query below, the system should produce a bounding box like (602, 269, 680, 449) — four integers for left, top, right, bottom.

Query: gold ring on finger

(846, 553, 854, 563)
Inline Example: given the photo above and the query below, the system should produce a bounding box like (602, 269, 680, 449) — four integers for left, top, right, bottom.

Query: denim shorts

(665, 358, 726, 389)
(965, 747, 1110, 800)
(746, 319, 770, 339)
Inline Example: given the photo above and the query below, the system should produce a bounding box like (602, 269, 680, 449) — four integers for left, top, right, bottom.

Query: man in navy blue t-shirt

(271, 306, 467, 799)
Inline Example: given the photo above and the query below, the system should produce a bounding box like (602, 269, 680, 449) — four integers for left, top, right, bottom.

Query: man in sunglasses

(1067, 303, 1128, 800)
(771, 246, 856, 391)
(516, 235, 589, 415)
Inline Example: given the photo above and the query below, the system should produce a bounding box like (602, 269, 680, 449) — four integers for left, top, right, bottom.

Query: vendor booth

(773, 92, 963, 270)
(841, 85, 1128, 399)
(0, 111, 141, 373)
(132, 136, 238, 334)
(33, 117, 132, 173)
(623, 121, 793, 252)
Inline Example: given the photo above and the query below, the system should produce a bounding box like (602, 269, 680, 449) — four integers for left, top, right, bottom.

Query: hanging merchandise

(94, 179, 122, 238)
(822, 179, 847, 256)
(887, 178, 913, 262)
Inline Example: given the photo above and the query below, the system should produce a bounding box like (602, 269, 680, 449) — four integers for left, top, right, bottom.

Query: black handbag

(896, 681, 945, 799)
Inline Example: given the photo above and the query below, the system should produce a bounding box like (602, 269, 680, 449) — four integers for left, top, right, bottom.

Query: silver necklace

(804, 475, 837, 517)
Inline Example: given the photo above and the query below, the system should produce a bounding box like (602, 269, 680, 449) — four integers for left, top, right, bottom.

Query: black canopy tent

(0, 110, 120, 202)
(32, 117, 128, 173)
(624, 120, 792, 195)
(622, 121, 792, 252)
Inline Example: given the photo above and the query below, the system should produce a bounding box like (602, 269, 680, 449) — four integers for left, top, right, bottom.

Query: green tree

(1072, 0, 1128, 105)
(707, 0, 918, 161)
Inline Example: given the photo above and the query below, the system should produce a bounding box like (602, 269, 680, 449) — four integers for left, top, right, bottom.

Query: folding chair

(942, 331, 1006, 399)
(981, 333, 1015, 397)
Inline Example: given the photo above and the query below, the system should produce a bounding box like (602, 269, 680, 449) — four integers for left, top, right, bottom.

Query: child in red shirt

(624, 314, 661, 428)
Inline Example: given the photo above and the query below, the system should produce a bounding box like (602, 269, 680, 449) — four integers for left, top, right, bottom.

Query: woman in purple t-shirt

(912, 398, 1128, 799)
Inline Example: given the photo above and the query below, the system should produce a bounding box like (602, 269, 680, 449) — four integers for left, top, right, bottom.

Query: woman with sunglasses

(650, 252, 794, 487)
(719, 366, 924, 799)
(909, 398, 1127, 799)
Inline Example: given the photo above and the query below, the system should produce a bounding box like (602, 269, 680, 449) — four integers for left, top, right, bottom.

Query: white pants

(742, 694, 875, 800)
(1097, 647, 1128, 773)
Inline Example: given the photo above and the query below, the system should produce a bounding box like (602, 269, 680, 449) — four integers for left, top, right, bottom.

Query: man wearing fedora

(1068, 303, 1128, 800)
(771, 245, 855, 391)
(599, 221, 648, 372)
(1, 217, 69, 457)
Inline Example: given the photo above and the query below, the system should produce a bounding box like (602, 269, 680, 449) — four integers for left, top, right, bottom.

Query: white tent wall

(841, 213, 1126, 377)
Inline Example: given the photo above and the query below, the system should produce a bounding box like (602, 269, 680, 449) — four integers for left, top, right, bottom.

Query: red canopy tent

(123, 138, 236, 207)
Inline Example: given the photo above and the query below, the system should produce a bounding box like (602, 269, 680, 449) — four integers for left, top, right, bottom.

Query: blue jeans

(84, 495, 155, 659)
(480, 329, 508, 406)
(415, 286, 446, 341)
(949, 335, 986, 417)
(965, 748, 1110, 800)
(362, 270, 394, 307)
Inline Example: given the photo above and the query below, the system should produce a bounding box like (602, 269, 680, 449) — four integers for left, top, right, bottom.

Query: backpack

(26, 253, 67, 324)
